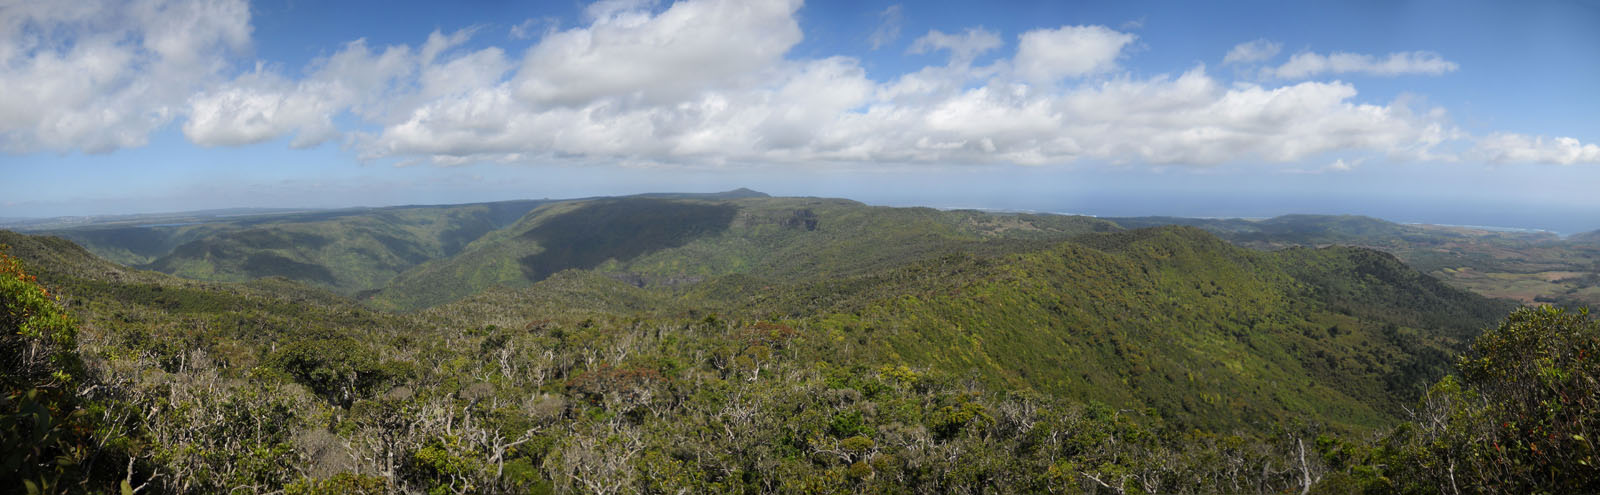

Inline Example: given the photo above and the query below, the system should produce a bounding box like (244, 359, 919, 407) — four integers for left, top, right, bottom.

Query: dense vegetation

(42, 202, 1600, 312)
(1114, 214, 1600, 308)
(43, 200, 548, 297)
(370, 196, 1118, 310)
(4, 193, 1595, 493)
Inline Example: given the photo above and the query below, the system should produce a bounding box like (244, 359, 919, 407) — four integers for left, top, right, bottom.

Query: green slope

(0, 224, 1533, 492)
(372, 196, 1118, 310)
(1108, 213, 1600, 307)
(40, 223, 236, 266)
(419, 225, 1513, 431)
(1109, 214, 1427, 245)
(48, 200, 546, 296)
(12, 195, 1518, 433)
(0, 230, 416, 355)
(779, 227, 1513, 430)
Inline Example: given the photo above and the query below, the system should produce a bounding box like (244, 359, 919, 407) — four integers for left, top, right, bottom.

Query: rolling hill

(0, 194, 1533, 492)
(1110, 214, 1600, 307)
(39, 200, 547, 296)
(2, 195, 1523, 431)
(369, 195, 1119, 310)
(422, 223, 1513, 431)
(5, 195, 1515, 432)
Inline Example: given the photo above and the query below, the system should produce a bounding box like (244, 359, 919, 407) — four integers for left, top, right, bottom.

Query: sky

(3, 0, 1599, 231)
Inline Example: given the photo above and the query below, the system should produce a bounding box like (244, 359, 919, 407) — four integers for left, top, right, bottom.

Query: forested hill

(419, 222, 1512, 431)
(36, 200, 548, 296)
(833, 226, 1512, 429)
(0, 207, 1561, 493)
(7, 195, 1515, 431)
(1108, 213, 1600, 309)
(1108, 213, 1555, 247)
(368, 196, 1119, 310)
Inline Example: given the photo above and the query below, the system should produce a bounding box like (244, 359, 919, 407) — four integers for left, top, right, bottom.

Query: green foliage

(284, 472, 386, 495)
(1113, 213, 1600, 309)
(782, 226, 1504, 431)
(373, 196, 1119, 310)
(269, 338, 407, 407)
(1444, 307, 1599, 491)
(0, 195, 1573, 494)
(928, 399, 992, 440)
(1310, 307, 1600, 494)
(402, 436, 486, 494)
(0, 245, 132, 493)
(516, 199, 739, 282)
(47, 200, 548, 297)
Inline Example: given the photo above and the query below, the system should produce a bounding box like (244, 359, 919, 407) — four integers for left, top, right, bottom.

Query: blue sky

(3, 0, 1599, 231)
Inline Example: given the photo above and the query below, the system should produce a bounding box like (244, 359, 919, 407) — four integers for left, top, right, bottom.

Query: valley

(1112, 214, 1600, 307)
(11, 1, 1599, 492)
(7, 191, 1592, 493)
(31, 195, 1600, 311)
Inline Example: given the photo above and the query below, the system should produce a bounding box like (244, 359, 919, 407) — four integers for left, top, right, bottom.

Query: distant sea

(1056, 196, 1596, 236)
(918, 193, 1599, 236)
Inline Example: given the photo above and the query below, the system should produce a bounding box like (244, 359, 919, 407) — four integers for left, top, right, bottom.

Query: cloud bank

(0, 0, 250, 153)
(2, 0, 1591, 167)
(1475, 134, 1600, 165)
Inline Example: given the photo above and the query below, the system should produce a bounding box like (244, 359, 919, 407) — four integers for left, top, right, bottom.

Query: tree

(0, 246, 137, 493)
(1362, 307, 1600, 494)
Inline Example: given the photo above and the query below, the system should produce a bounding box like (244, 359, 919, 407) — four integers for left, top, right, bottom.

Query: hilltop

(1, 193, 1514, 432)
(0, 190, 1559, 493)
(1109, 213, 1600, 307)
(371, 196, 1116, 310)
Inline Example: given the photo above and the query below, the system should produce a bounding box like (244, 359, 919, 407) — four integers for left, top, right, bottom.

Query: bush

(1369, 307, 1600, 494)
(0, 246, 130, 493)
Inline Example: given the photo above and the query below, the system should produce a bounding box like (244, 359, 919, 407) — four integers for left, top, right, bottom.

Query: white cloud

(183, 36, 425, 147)
(1012, 25, 1136, 84)
(869, 5, 903, 50)
(1223, 39, 1281, 65)
(368, 57, 1458, 167)
(337, 3, 1459, 168)
(908, 28, 1002, 67)
(181, 26, 517, 148)
(1266, 51, 1459, 79)
(582, 0, 659, 22)
(1475, 133, 1600, 165)
(0, 0, 250, 153)
(1327, 158, 1357, 172)
(513, 0, 803, 106)
(183, 68, 337, 148)
(1280, 157, 1363, 175)
(509, 19, 544, 40)
(5, 0, 1582, 172)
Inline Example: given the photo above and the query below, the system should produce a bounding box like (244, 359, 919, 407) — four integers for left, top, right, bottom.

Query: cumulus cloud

(869, 5, 903, 50)
(1266, 51, 1459, 79)
(1012, 25, 1136, 84)
(1475, 134, 1600, 165)
(183, 36, 427, 147)
(514, 0, 803, 106)
(1223, 39, 1281, 65)
(368, 59, 1457, 167)
(0, 0, 250, 153)
(5, 0, 1586, 169)
(257, 0, 1462, 168)
(183, 68, 336, 148)
(181, 25, 521, 149)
